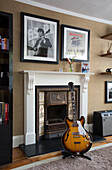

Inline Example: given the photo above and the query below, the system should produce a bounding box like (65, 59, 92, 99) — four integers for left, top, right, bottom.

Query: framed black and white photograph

(105, 81, 112, 103)
(61, 24, 90, 62)
(21, 12, 59, 63)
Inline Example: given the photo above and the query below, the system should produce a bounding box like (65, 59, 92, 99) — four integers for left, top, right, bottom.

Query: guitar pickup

(74, 142, 81, 144)
(73, 136, 80, 138)
(72, 132, 79, 135)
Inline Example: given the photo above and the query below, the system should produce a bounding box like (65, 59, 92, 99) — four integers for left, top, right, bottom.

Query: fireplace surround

(22, 70, 94, 145)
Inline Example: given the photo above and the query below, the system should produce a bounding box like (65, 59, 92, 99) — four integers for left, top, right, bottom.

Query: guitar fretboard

(71, 89, 77, 125)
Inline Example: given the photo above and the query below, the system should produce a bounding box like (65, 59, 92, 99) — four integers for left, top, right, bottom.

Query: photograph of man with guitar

(33, 28, 52, 57)
(21, 13, 59, 63)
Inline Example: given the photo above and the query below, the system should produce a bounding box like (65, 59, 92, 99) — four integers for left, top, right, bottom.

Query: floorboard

(0, 136, 112, 170)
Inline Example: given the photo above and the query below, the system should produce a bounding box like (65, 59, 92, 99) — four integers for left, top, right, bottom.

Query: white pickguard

(77, 120, 87, 136)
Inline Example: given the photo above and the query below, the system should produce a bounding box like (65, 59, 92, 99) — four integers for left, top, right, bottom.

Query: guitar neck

(71, 89, 77, 124)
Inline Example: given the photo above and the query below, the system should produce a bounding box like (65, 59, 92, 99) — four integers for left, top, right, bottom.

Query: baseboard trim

(85, 123, 93, 133)
(13, 135, 24, 148)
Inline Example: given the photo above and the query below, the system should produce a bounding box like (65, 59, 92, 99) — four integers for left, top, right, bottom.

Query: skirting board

(13, 124, 93, 148)
(13, 135, 24, 148)
(85, 123, 93, 133)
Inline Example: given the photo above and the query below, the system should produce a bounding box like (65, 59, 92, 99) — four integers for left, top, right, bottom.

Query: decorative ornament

(67, 56, 76, 72)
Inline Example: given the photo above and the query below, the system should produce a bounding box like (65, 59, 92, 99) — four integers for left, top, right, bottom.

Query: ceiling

(16, 0, 112, 24)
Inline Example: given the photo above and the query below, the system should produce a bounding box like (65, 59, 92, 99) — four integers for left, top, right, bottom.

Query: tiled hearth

(22, 71, 94, 145)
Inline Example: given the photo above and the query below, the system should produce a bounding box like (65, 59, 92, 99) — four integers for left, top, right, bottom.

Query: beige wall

(1, 0, 112, 136)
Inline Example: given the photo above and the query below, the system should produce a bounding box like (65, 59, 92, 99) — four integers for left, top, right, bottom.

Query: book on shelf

(0, 102, 2, 122)
(2, 102, 5, 121)
(0, 102, 9, 122)
(0, 35, 9, 50)
(0, 35, 1, 50)
(5, 103, 9, 121)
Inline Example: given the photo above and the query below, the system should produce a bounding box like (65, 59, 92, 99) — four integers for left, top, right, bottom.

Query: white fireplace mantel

(22, 70, 94, 145)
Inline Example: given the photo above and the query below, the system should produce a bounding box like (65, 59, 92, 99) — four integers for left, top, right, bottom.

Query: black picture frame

(105, 81, 112, 103)
(61, 24, 90, 62)
(21, 12, 59, 64)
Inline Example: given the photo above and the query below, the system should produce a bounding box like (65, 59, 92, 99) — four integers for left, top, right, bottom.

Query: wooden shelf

(0, 120, 10, 127)
(101, 33, 112, 40)
(0, 11, 13, 166)
(0, 86, 9, 90)
(100, 53, 112, 57)
(101, 72, 112, 75)
(100, 33, 112, 56)
(0, 49, 9, 54)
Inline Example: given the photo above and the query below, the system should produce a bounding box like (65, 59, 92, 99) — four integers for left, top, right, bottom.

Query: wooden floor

(1, 136, 112, 170)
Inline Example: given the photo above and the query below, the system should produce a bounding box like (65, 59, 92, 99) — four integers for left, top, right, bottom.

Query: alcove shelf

(101, 33, 112, 40)
(100, 32, 112, 57)
(100, 72, 112, 75)
(100, 53, 112, 58)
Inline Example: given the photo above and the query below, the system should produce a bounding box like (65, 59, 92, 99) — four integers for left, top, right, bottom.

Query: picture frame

(81, 61, 90, 73)
(105, 81, 112, 103)
(61, 24, 90, 62)
(21, 12, 59, 64)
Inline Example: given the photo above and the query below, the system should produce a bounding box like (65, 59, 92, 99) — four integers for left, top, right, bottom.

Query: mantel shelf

(21, 70, 94, 76)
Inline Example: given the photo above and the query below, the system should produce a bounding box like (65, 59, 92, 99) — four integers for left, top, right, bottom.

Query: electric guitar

(62, 82, 92, 155)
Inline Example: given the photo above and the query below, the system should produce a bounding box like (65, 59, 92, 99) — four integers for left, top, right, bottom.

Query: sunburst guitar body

(62, 116, 92, 154)
(62, 82, 92, 155)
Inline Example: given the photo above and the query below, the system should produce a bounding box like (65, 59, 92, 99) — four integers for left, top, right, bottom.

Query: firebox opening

(44, 105, 67, 139)
(47, 105, 67, 122)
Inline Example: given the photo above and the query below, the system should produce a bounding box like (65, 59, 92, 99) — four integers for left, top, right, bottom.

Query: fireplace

(36, 86, 80, 140)
(22, 70, 94, 145)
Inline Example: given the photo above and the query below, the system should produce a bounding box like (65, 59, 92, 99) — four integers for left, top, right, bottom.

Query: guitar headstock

(68, 82, 74, 91)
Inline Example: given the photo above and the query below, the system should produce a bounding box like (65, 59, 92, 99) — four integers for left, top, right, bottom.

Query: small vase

(69, 64, 74, 72)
